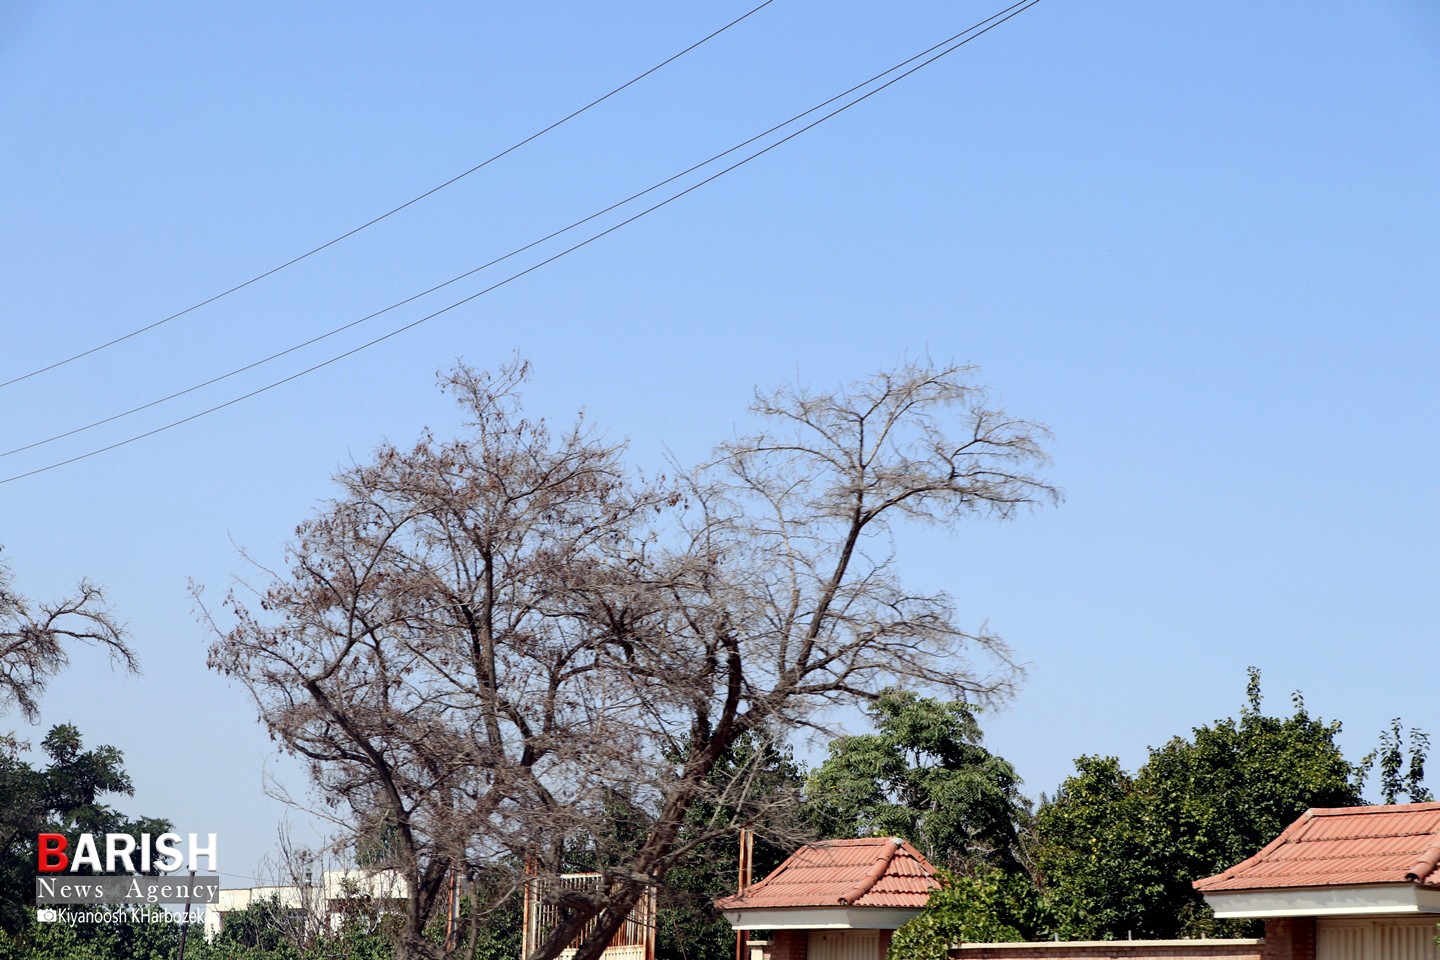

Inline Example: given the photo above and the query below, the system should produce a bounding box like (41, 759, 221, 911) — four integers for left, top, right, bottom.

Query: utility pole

(444, 859, 453, 952)
(734, 829, 753, 960)
(444, 858, 459, 952)
(175, 868, 196, 960)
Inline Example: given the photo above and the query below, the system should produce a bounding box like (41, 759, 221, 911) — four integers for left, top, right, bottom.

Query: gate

(521, 872, 656, 960)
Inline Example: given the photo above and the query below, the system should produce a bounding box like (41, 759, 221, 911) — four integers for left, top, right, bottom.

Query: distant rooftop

(715, 836, 939, 911)
(1195, 802, 1440, 893)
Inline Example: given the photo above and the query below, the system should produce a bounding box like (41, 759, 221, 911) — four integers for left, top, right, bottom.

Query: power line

(0, 1, 776, 392)
(0, 0, 1034, 463)
(1, 1, 1039, 484)
(0, 0, 1041, 487)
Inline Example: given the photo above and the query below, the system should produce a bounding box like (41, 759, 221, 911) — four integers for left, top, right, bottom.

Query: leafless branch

(203, 358, 1056, 960)
(0, 551, 135, 722)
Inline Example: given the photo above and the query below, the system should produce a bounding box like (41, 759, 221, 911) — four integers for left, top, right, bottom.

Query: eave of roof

(718, 905, 928, 931)
(1195, 802, 1440, 894)
(1202, 881, 1440, 919)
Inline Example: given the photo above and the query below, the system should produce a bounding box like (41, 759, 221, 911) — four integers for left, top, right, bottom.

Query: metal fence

(521, 872, 656, 960)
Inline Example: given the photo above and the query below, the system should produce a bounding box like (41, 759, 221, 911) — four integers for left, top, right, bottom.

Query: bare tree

(206, 360, 669, 958)
(250, 824, 341, 954)
(241, 822, 401, 957)
(204, 359, 1056, 960)
(0, 551, 134, 722)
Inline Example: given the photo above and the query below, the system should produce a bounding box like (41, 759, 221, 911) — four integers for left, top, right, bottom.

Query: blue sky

(2, 1, 1437, 883)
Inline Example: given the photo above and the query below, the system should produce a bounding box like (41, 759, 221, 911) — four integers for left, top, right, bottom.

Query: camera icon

(36, 908, 58, 922)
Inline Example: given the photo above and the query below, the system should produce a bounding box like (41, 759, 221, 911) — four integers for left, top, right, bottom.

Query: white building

(203, 867, 407, 941)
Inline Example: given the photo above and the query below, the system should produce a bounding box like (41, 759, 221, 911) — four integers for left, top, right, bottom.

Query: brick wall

(955, 939, 1264, 960)
(756, 919, 1325, 960)
(1260, 919, 1315, 960)
(769, 930, 808, 960)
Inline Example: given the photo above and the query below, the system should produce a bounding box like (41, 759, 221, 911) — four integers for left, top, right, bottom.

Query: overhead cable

(0, 0, 776, 390)
(0, 0, 1041, 486)
(0, 0, 1035, 463)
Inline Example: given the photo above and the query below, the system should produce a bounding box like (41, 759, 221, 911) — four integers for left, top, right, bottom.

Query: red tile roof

(1194, 803, 1440, 892)
(715, 837, 940, 910)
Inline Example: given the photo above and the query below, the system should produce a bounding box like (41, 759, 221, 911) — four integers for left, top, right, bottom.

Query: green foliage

(807, 689, 1026, 876)
(207, 894, 299, 955)
(526, 730, 803, 960)
(188, 892, 397, 960)
(655, 825, 793, 960)
(1026, 755, 1153, 940)
(0, 905, 185, 960)
(415, 874, 518, 960)
(654, 733, 804, 960)
(316, 914, 397, 960)
(0, 899, 386, 960)
(1359, 719, 1433, 804)
(888, 870, 1034, 960)
(0, 724, 170, 935)
(461, 884, 522, 960)
(809, 690, 1043, 955)
(0, 879, 397, 960)
(1031, 669, 1362, 940)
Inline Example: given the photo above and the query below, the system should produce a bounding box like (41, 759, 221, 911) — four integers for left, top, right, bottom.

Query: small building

(1195, 802, 1440, 960)
(716, 836, 941, 960)
(719, 806, 1440, 960)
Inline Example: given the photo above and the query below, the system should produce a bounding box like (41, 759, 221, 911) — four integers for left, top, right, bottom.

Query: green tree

(1359, 719, 1432, 804)
(0, 904, 185, 960)
(185, 889, 399, 960)
(552, 731, 805, 960)
(204, 894, 299, 956)
(888, 869, 1035, 960)
(0, 724, 171, 936)
(1031, 669, 1362, 940)
(653, 733, 804, 960)
(1018, 756, 1143, 941)
(807, 689, 1028, 877)
(0, 553, 151, 955)
(456, 880, 520, 960)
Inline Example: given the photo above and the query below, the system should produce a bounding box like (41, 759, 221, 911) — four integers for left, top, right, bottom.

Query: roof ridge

(1403, 831, 1440, 882)
(1311, 802, 1440, 816)
(1278, 851, 1435, 862)
(838, 837, 903, 905)
(713, 837, 936, 912)
(817, 837, 892, 847)
(1295, 829, 1437, 838)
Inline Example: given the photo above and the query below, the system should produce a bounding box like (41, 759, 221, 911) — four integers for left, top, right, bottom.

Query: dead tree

(205, 359, 1057, 960)
(534, 362, 1058, 960)
(0, 551, 134, 722)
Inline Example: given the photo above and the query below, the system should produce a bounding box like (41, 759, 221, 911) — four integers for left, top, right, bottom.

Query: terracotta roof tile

(1194, 802, 1440, 893)
(715, 837, 940, 910)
